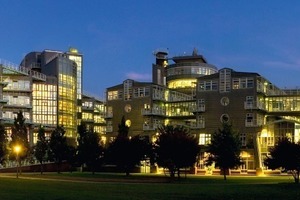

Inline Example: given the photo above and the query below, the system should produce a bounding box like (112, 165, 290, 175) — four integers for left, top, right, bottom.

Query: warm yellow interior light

(14, 145, 21, 154)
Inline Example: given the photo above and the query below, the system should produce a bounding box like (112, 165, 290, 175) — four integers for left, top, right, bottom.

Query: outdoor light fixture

(14, 145, 21, 178)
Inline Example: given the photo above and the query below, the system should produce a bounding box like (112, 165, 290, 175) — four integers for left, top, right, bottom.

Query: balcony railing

(245, 119, 263, 127)
(189, 122, 205, 129)
(166, 111, 194, 117)
(143, 124, 160, 131)
(244, 101, 266, 110)
(106, 126, 113, 132)
(141, 108, 166, 116)
(192, 104, 205, 112)
(104, 113, 113, 118)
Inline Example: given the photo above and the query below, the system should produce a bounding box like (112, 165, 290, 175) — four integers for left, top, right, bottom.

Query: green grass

(0, 173, 299, 200)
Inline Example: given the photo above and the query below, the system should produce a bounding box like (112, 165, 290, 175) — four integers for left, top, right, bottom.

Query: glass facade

(57, 57, 77, 138)
(32, 83, 57, 126)
(68, 52, 83, 126)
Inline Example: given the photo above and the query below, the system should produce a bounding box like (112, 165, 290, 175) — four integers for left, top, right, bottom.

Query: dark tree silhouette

(77, 124, 103, 174)
(155, 125, 199, 179)
(66, 145, 77, 173)
(34, 126, 48, 174)
(264, 138, 300, 184)
(206, 123, 242, 180)
(105, 116, 151, 176)
(10, 111, 30, 161)
(0, 123, 8, 165)
(48, 126, 68, 173)
(118, 116, 129, 138)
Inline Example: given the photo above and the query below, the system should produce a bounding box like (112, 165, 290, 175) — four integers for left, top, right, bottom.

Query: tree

(264, 138, 300, 184)
(48, 126, 68, 173)
(34, 126, 48, 174)
(66, 145, 77, 173)
(10, 111, 30, 161)
(0, 123, 8, 165)
(155, 125, 200, 179)
(77, 124, 104, 174)
(206, 123, 242, 180)
(105, 116, 152, 176)
(118, 116, 129, 138)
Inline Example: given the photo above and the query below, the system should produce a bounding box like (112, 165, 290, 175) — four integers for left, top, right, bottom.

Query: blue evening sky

(0, 0, 300, 98)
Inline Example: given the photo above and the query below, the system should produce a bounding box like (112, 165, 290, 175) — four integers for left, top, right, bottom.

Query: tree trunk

(223, 168, 227, 180)
(40, 161, 43, 175)
(295, 170, 300, 184)
(177, 168, 181, 180)
(170, 169, 175, 179)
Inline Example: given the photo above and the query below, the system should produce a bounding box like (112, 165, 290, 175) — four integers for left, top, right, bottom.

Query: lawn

(0, 173, 299, 200)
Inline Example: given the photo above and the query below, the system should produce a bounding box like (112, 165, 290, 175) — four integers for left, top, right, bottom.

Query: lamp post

(14, 145, 21, 178)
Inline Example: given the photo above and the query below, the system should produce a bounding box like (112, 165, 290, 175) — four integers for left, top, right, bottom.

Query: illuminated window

(133, 87, 150, 98)
(198, 80, 218, 91)
(199, 133, 211, 145)
(108, 90, 122, 100)
(232, 77, 254, 89)
(168, 79, 197, 89)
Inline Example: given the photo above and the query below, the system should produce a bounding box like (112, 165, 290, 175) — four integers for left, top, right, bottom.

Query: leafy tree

(118, 116, 129, 138)
(206, 123, 242, 180)
(66, 145, 77, 173)
(155, 125, 199, 179)
(0, 123, 8, 165)
(77, 124, 104, 174)
(48, 126, 68, 173)
(34, 126, 48, 174)
(10, 111, 30, 161)
(264, 138, 300, 184)
(105, 116, 151, 176)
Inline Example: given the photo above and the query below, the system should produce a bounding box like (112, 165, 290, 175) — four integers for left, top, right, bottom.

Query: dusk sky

(1, 1, 300, 98)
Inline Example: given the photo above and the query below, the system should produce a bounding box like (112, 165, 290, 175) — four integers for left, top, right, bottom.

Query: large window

(107, 90, 122, 100)
(32, 83, 57, 126)
(240, 133, 247, 147)
(198, 80, 218, 91)
(124, 80, 133, 100)
(232, 77, 254, 89)
(199, 133, 211, 145)
(168, 79, 197, 89)
(219, 69, 231, 93)
(133, 87, 150, 98)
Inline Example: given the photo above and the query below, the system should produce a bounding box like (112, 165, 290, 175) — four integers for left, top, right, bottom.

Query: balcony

(192, 104, 205, 112)
(152, 94, 166, 101)
(82, 106, 94, 111)
(141, 108, 166, 116)
(189, 122, 205, 129)
(245, 119, 263, 127)
(0, 76, 8, 86)
(166, 111, 194, 117)
(4, 104, 32, 109)
(244, 101, 266, 110)
(104, 113, 113, 118)
(106, 126, 113, 132)
(143, 124, 159, 131)
(81, 118, 94, 123)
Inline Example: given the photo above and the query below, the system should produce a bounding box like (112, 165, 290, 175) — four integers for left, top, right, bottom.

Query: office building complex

(82, 93, 106, 143)
(0, 59, 46, 144)
(0, 48, 105, 146)
(106, 49, 300, 175)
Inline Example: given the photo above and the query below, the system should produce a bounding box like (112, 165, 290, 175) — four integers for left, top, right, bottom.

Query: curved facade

(166, 50, 218, 95)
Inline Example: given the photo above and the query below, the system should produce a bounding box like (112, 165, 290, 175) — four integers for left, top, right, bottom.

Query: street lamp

(14, 145, 21, 178)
